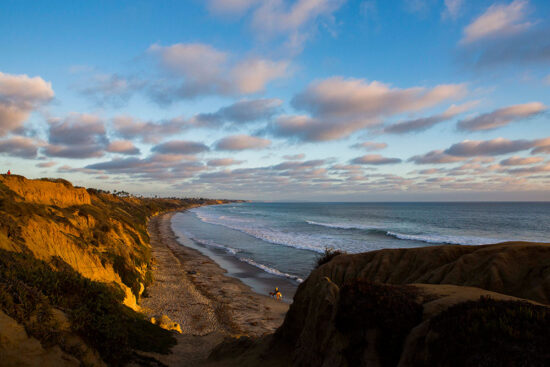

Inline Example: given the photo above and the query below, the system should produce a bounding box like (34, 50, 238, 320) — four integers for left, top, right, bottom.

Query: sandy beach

(139, 211, 291, 366)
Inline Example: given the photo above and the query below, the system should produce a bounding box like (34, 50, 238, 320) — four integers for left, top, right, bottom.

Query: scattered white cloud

(270, 77, 467, 141)
(350, 154, 402, 165)
(45, 113, 107, 159)
(106, 140, 140, 155)
(77, 73, 144, 107)
(442, 0, 464, 20)
(500, 156, 544, 166)
(112, 115, 186, 143)
(457, 102, 546, 131)
(283, 153, 306, 160)
(191, 98, 283, 127)
(384, 101, 477, 134)
(461, 0, 532, 44)
(207, 158, 245, 166)
(215, 134, 271, 151)
(151, 140, 210, 155)
(250, 0, 344, 36)
(206, 0, 259, 15)
(0, 71, 54, 136)
(0, 136, 43, 158)
(148, 43, 289, 100)
(350, 141, 388, 151)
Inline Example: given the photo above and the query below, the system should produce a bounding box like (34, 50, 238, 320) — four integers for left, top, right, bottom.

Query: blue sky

(0, 0, 549, 200)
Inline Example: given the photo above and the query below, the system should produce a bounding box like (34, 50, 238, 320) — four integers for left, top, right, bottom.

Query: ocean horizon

(171, 202, 550, 285)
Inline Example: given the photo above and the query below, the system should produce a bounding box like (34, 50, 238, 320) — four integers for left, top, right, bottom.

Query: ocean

(171, 202, 550, 286)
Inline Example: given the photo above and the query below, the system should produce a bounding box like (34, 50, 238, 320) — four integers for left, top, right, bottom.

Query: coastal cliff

(209, 242, 550, 366)
(0, 174, 223, 366)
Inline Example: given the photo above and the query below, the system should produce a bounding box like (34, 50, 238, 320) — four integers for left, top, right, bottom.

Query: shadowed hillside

(208, 242, 550, 367)
(0, 174, 227, 366)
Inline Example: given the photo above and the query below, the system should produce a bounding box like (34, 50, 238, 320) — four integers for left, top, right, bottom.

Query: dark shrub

(316, 247, 345, 268)
(335, 281, 423, 367)
(0, 249, 176, 366)
(425, 297, 550, 367)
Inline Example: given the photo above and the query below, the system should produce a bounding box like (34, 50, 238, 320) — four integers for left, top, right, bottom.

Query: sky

(0, 0, 549, 201)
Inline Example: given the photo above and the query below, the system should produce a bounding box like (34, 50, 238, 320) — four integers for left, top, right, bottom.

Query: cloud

(43, 145, 105, 159)
(151, 140, 210, 155)
(410, 137, 550, 164)
(283, 153, 305, 160)
(230, 59, 289, 94)
(207, 158, 245, 166)
(148, 43, 288, 100)
(106, 140, 140, 155)
(270, 77, 467, 141)
(85, 154, 208, 182)
(442, 0, 464, 20)
(461, 0, 532, 44)
(36, 161, 57, 168)
(0, 71, 54, 136)
(0, 136, 41, 158)
(250, 0, 344, 36)
(350, 154, 402, 165)
(444, 137, 549, 156)
(207, 0, 258, 15)
(273, 159, 326, 170)
(456, 102, 546, 131)
(402, 0, 433, 15)
(269, 114, 363, 142)
(77, 73, 143, 107)
(215, 134, 271, 151)
(458, 24, 550, 69)
(191, 98, 283, 127)
(45, 113, 107, 159)
(48, 113, 106, 146)
(500, 156, 544, 166)
(384, 101, 476, 134)
(112, 115, 186, 143)
(408, 149, 467, 164)
(531, 145, 550, 154)
(293, 77, 466, 120)
(505, 163, 550, 175)
(350, 141, 388, 151)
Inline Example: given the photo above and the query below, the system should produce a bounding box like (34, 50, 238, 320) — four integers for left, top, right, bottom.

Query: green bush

(0, 249, 176, 366)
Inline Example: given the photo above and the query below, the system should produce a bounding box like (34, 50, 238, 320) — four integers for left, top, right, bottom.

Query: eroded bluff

(209, 242, 550, 367)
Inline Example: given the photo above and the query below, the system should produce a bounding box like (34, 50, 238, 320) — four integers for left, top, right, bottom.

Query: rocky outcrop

(151, 315, 183, 334)
(209, 242, 550, 367)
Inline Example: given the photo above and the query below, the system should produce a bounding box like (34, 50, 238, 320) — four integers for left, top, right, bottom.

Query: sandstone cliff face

(209, 242, 550, 367)
(271, 242, 550, 367)
(0, 175, 91, 207)
(0, 176, 146, 310)
(0, 175, 206, 366)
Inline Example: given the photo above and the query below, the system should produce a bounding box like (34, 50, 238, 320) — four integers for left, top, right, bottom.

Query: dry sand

(139, 211, 290, 366)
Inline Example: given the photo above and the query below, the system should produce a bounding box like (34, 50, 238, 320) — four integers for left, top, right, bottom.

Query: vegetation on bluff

(0, 249, 176, 365)
(0, 175, 230, 365)
(425, 297, 550, 366)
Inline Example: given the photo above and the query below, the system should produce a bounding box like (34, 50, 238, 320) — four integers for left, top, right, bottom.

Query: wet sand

(139, 211, 292, 366)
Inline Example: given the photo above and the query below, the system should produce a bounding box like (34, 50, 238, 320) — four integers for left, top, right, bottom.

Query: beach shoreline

(139, 210, 291, 366)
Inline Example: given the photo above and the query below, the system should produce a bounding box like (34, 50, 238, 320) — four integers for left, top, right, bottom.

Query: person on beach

(270, 287, 282, 301)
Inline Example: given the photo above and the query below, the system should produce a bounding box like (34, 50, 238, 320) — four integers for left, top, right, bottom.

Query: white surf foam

(192, 208, 327, 253)
(239, 257, 304, 283)
(385, 231, 501, 246)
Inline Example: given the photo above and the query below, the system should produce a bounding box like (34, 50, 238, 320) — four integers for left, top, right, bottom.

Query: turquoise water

(171, 202, 550, 284)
